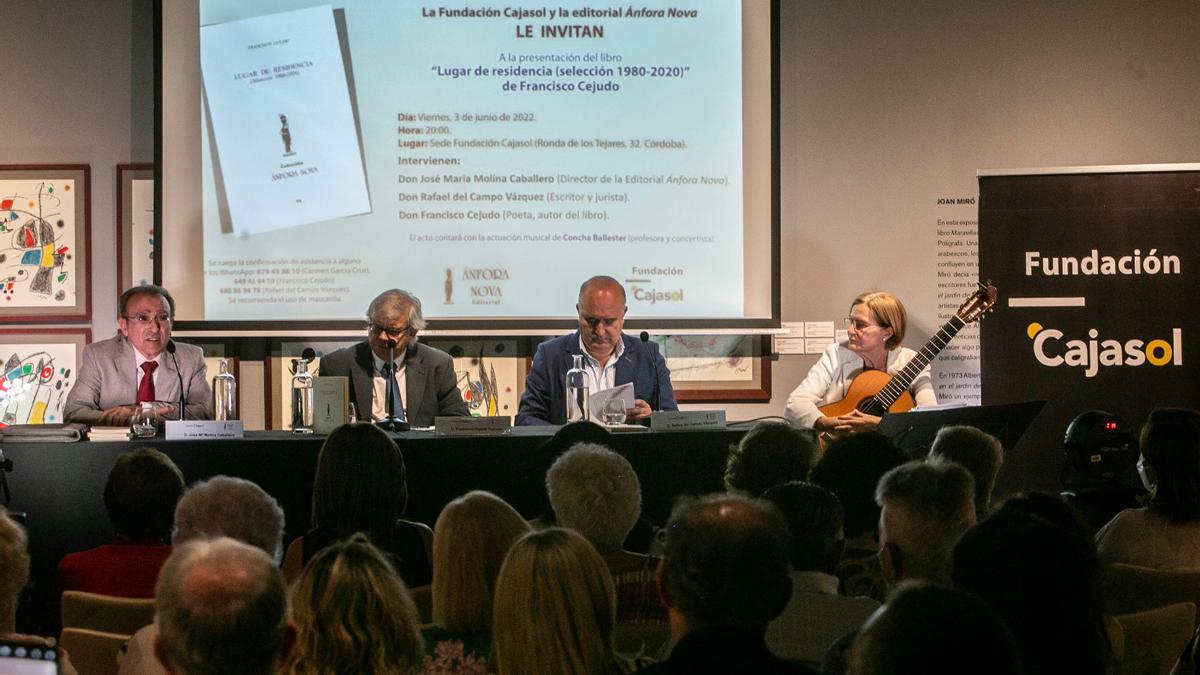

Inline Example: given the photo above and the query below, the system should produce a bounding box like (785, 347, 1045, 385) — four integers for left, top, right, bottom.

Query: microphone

(640, 331, 661, 413)
(301, 347, 317, 361)
(166, 340, 186, 421)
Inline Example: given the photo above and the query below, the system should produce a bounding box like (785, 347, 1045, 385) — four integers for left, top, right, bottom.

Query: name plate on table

(165, 420, 245, 440)
(649, 410, 727, 432)
(435, 416, 511, 436)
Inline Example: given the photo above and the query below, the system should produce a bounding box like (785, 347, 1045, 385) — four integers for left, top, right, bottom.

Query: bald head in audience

(154, 537, 294, 675)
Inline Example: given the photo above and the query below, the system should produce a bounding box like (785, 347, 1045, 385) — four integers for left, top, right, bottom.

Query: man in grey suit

(318, 289, 468, 426)
(65, 285, 212, 425)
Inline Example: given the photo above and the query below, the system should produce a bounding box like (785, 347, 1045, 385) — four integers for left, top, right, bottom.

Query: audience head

(848, 581, 1021, 675)
(811, 431, 908, 538)
(0, 510, 29, 632)
(999, 491, 1093, 545)
(283, 534, 423, 675)
(658, 494, 792, 634)
(928, 425, 1004, 517)
(492, 527, 617, 675)
(173, 475, 286, 563)
(725, 422, 818, 497)
(951, 505, 1111, 675)
(1138, 407, 1200, 523)
(104, 447, 186, 542)
(547, 442, 641, 554)
(875, 460, 975, 586)
(762, 481, 845, 574)
(312, 423, 409, 542)
(432, 490, 530, 634)
(154, 537, 292, 675)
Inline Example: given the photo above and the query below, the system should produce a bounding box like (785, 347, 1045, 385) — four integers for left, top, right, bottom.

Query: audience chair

(409, 585, 433, 625)
(1102, 564, 1200, 625)
(61, 590, 157, 636)
(59, 627, 129, 675)
(1111, 602, 1195, 675)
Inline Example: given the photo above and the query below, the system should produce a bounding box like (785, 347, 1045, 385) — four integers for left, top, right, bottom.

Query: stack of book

(88, 426, 132, 442)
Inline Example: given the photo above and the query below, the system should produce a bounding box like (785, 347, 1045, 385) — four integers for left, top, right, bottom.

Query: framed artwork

(0, 327, 92, 426)
(117, 163, 155, 295)
(655, 334, 772, 402)
(0, 165, 91, 322)
(423, 338, 523, 418)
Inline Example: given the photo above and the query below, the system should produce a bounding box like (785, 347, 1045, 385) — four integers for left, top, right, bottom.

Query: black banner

(979, 169, 1200, 493)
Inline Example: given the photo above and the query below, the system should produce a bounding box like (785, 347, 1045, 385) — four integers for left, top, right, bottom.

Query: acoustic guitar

(818, 282, 998, 423)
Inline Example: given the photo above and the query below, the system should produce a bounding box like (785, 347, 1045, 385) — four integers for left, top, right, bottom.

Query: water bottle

(291, 357, 314, 433)
(130, 402, 156, 438)
(565, 354, 589, 422)
(212, 359, 236, 421)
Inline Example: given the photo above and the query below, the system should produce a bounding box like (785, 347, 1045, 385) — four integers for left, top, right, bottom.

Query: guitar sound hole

(858, 398, 887, 417)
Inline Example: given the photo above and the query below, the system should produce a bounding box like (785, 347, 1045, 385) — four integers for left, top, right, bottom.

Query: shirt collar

(371, 350, 405, 374)
(577, 333, 624, 368)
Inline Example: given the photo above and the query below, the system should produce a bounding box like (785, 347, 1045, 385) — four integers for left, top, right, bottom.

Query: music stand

(876, 400, 1045, 457)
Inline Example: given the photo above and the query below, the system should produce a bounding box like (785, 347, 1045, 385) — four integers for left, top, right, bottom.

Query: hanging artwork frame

(0, 327, 92, 426)
(117, 163, 155, 295)
(0, 165, 91, 322)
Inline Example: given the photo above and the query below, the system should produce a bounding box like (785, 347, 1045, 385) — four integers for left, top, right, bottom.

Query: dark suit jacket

(64, 335, 212, 423)
(316, 341, 468, 427)
(516, 331, 677, 426)
(637, 625, 818, 675)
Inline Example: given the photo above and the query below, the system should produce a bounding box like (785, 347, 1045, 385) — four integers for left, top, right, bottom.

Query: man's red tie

(137, 361, 158, 403)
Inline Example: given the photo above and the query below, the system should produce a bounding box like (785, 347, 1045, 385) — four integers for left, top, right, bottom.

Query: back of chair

(409, 585, 433, 625)
(61, 590, 157, 636)
(59, 628, 129, 675)
(1112, 602, 1196, 675)
(1103, 564, 1200, 625)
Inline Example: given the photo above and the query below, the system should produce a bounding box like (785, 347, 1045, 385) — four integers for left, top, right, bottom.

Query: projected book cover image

(200, 5, 370, 237)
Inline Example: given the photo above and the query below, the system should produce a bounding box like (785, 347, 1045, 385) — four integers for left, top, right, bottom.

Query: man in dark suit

(65, 284, 211, 425)
(516, 275, 677, 426)
(317, 289, 468, 426)
(639, 495, 817, 674)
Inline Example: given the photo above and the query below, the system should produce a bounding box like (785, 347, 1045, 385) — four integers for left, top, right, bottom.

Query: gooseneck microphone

(301, 347, 317, 361)
(166, 340, 186, 421)
(640, 331, 661, 413)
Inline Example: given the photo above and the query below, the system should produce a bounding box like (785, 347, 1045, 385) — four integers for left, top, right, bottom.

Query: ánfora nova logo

(1028, 323, 1182, 378)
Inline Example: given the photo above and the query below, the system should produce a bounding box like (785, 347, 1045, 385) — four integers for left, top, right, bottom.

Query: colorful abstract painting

(0, 179, 77, 308)
(0, 342, 78, 426)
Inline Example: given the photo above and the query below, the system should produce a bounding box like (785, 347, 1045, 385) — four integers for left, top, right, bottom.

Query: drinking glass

(601, 398, 627, 426)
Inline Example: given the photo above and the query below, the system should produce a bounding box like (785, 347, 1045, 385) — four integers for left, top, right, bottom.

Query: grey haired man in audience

(153, 538, 294, 675)
(639, 494, 816, 674)
(119, 476, 286, 675)
(927, 425, 1004, 518)
(821, 461, 977, 675)
(875, 460, 976, 586)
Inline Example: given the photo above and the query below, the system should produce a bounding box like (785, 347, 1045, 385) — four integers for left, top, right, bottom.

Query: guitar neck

(875, 315, 967, 409)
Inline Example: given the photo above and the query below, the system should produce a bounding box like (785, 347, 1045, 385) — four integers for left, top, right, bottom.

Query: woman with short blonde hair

(786, 290, 936, 436)
(283, 534, 424, 675)
(492, 528, 631, 675)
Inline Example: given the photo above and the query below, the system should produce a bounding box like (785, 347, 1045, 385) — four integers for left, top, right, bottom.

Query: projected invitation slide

(197, 1, 744, 320)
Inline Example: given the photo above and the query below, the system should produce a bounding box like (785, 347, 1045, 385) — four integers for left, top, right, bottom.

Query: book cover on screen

(200, 5, 370, 236)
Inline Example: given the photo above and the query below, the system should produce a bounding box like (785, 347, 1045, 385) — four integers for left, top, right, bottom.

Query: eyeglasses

(844, 317, 882, 331)
(125, 314, 172, 325)
(367, 323, 417, 339)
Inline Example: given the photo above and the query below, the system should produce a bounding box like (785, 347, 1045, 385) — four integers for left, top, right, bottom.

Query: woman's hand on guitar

(830, 409, 882, 434)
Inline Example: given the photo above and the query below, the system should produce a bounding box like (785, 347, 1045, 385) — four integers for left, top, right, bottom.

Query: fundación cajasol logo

(1026, 322, 1182, 378)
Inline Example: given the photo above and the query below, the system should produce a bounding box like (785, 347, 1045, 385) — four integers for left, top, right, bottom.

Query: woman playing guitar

(785, 291, 936, 438)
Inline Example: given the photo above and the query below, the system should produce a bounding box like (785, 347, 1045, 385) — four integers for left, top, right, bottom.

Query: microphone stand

(167, 340, 186, 421)
(640, 331, 661, 413)
(376, 338, 409, 432)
